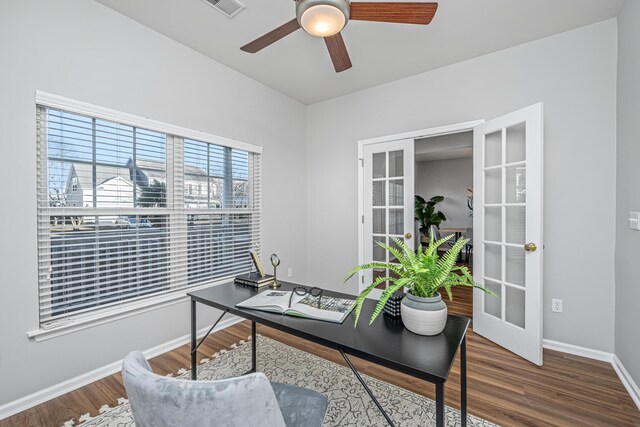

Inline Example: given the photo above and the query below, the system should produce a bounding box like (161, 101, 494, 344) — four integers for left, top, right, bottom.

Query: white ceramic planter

(401, 292, 448, 336)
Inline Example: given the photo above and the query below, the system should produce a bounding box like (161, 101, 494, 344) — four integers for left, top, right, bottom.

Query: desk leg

(339, 348, 395, 427)
(190, 299, 197, 380)
(436, 380, 445, 427)
(461, 334, 467, 427)
(251, 320, 257, 373)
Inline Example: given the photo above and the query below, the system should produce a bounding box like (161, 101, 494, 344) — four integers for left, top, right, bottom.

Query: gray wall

(0, 0, 307, 405)
(415, 157, 473, 232)
(615, 0, 640, 388)
(307, 20, 618, 352)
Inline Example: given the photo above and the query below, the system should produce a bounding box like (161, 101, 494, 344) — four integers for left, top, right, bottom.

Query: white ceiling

(96, 0, 623, 104)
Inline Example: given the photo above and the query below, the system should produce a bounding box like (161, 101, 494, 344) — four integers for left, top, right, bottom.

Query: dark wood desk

(188, 281, 469, 427)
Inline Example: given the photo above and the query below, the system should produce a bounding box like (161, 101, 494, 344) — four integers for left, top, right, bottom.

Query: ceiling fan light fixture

(297, 0, 350, 38)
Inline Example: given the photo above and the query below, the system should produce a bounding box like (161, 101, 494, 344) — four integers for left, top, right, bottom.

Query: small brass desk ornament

(269, 254, 281, 289)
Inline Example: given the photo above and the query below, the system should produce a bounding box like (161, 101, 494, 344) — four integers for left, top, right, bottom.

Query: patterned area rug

(65, 336, 497, 427)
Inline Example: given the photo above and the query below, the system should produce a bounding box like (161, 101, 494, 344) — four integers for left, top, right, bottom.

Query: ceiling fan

(240, 0, 438, 73)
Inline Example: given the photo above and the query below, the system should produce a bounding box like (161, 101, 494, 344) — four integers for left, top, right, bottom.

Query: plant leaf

(344, 261, 404, 282)
(352, 275, 392, 327)
(369, 282, 405, 325)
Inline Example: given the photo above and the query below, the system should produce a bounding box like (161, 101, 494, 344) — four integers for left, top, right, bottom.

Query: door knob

(524, 243, 537, 252)
(404, 232, 412, 239)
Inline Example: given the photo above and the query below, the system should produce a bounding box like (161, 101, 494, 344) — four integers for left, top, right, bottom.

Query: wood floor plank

(2, 284, 639, 427)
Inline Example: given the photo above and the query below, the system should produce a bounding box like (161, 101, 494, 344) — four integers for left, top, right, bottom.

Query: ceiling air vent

(202, 0, 245, 18)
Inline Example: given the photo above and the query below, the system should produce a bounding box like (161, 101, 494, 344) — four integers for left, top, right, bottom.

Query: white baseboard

(543, 339, 613, 362)
(612, 354, 640, 410)
(0, 316, 242, 421)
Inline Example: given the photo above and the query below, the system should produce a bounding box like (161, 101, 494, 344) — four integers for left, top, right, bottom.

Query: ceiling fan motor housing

(296, 0, 351, 28)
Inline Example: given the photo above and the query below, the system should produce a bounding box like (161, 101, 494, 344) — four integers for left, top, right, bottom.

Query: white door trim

(357, 120, 484, 294)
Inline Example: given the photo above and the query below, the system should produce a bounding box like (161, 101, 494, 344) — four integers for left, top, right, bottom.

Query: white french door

(361, 139, 415, 298)
(472, 103, 544, 365)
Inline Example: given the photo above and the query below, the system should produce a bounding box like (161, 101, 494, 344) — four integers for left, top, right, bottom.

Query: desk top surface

(438, 227, 466, 233)
(189, 281, 469, 383)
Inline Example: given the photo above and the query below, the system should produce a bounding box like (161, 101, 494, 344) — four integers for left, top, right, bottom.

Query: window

(37, 102, 261, 328)
(183, 139, 256, 285)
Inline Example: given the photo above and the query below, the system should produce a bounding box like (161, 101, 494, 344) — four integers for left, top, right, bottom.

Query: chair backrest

(122, 351, 287, 427)
(464, 227, 473, 246)
(430, 225, 442, 241)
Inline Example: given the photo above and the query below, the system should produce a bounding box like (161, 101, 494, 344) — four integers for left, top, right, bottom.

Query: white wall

(0, 0, 307, 406)
(615, 0, 640, 387)
(415, 157, 473, 232)
(307, 20, 618, 352)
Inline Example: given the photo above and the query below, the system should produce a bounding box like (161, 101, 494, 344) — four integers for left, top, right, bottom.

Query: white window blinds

(37, 104, 261, 327)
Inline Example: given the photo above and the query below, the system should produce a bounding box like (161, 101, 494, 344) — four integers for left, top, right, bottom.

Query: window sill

(27, 279, 231, 342)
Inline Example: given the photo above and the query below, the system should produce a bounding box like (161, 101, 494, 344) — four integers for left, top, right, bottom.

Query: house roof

(135, 159, 208, 181)
(70, 158, 209, 191)
(71, 163, 132, 190)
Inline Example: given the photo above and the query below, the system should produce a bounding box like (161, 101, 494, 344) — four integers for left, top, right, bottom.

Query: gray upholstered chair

(430, 225, 454, 250)
(122, 351, 328, 427)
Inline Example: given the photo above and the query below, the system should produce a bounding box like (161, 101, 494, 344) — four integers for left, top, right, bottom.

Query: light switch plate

(629, 212, 640, 230)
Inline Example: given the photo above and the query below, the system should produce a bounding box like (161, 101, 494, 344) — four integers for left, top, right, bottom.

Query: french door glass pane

(485, 169, 502, 204)
(506, 166, 526, 203)
(505, 286, 526, 328)
(389, 179, 404, 206)
(389, 209, 403, 235)
(388, 150, 403, 177)
(484, 280, 502, 318)
(372, 208, 386, 234)
(485, 206, 502, 242)
(389, 237, 404, 253)
(506, 246, 526, 286)
(372, 181, 385, 206)
(485, 131, 502, 167)
(505, 206, 525, 244)
(372, 153, 386, 178)
(484, 243, 502, 281)
(373, 236, 386, 262)
(506, 122, 526, 163)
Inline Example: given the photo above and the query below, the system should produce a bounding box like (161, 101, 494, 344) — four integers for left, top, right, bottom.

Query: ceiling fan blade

(324, 32, 352, 73)
(240, 18, 301, 53)
(350, 2, 438, 25)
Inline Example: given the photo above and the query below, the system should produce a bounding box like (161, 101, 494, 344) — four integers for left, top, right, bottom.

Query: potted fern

(344, 235, 493, 335)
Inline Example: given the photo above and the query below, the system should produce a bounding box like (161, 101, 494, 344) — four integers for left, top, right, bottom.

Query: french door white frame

(357, 120, 484, 296)
(472, 103, 544, 365)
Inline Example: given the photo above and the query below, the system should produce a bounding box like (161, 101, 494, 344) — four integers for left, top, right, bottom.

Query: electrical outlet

(551, 299, 563, 313)
(287, 267, 293, 277)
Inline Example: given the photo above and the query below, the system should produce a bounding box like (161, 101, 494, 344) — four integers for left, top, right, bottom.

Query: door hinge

(359, 158, 364, 167)
(362, 215, 364, 223)
(361, 275, 364, 283)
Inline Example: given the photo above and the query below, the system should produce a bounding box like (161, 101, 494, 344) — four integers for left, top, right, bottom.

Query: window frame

(30, 91, 262, 341)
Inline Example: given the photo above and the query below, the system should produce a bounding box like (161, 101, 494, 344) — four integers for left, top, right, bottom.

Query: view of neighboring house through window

(37, 104, 260, 328)
(183, 139, 254, 285)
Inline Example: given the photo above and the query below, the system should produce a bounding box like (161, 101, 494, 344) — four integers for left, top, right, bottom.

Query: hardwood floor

(3, 284, 639, 427)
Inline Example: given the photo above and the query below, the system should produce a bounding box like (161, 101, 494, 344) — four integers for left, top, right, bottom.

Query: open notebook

(236, 290, 355, 324)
